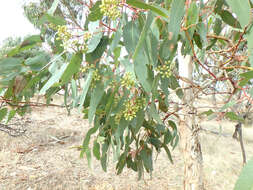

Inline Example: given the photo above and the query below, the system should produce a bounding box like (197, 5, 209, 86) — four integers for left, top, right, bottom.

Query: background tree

(0, 0, 253, 189)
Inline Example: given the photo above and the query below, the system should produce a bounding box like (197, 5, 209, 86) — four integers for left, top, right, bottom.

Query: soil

(0, 96, 253, 190)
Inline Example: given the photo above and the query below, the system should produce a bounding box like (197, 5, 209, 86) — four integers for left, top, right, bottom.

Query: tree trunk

(178, 44, 204, 190)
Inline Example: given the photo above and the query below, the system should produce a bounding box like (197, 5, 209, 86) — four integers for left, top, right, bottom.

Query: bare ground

(0, 98, 253, 190)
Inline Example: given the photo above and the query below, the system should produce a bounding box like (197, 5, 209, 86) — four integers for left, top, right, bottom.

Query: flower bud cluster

(120, 72, 135, 89)
(56, 25, 92, 53)
(156, 60, 173, 78)
(92, 69, 101, 82)
(99, 0, 121, 20)
(123, 98, 146, 121)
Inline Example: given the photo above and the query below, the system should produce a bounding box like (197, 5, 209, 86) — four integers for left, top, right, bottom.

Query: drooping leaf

(60, 52, 83, 84)
(80, 119, 100, 157)
(88, 83, 104, 123)
(78, 70, 93, 111)
(39, 63, 68, 95)
(93, 140, 101, 160)
(0, 108, 8, 122)
(6, 109, 16, 124)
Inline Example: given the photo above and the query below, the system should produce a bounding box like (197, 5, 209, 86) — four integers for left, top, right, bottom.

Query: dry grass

(0, 97, 253, 190)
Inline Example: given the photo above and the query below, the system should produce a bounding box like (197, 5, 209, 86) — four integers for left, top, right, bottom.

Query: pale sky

(0, 1, 38, 44)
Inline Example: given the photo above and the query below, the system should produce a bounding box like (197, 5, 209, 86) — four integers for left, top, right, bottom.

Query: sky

(0, 1, 38, 44)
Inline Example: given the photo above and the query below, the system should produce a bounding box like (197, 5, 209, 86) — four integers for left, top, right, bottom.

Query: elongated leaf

(234, 157, 253, 190)
(80, 119, 100, 157)
(140, 147, 153, 173)
(6, 110, 16, 124)
(93, 140, 100, 160)
(162, 144, 173, 163)
(168, 0, 185, 41)
(226, 0, 251, 28)
(219, 100, 237, 112)
(0, 57, 24, 70)
(88, 83, 104, 123)
(78, 70, 93, 111)
(87, 32, 103, 53)
(60, 52, 83, 84)
(39, 63, 68, 95)
(149, 103, 163, 124)
(0, 108, 8, 122)
(85, 149, 92, 168)
(134, 53, 152, 92)
(48, 0, 60, 15)
(218, 10, 241, 29)
(126, 0, 169, 20)
(133, 12, 154, 60)
(116, 152, 127, 175)
(225, 112, 244, 122)
(86, 36, 109, 63)
(123, 21, 141, 54)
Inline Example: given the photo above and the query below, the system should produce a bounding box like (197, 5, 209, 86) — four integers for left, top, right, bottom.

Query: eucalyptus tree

(0, 0, 253, 189)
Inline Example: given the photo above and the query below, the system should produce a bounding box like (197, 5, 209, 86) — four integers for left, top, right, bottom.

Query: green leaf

(240, 70, 253, 79)
(218, 10, 241, 29)
(115, 118, 129, 140)
(162, 144, 173, 163)
(168, 0, 185, 41)
(132, 12, 154, 60)
(6, 110, 16, 124)
(101, 142, 109, 172)
(214, 18, 222, 35)
(226, 0, 251, 28)
(186, 2, 199, 27)
(149, 103, 163, 124)
(80, 119, 100, 157)
(140, 147, 153, 173)
(86, 36, 109, 63)
(88, 1, 103, 21)
(85, 149, 92, 168)
(0, 57, 24, 70)
(134, 53, 152, 93)
(200, 109, 214, 116)
(225, 112, 244, 122)
(193, 32, 202, 49)
(116, 152, 127, 175)
(25, 53, 50, 71)
(126, 0, 169, 20)
(88, 83, 104, 123)
(60, 52, 83, 84)
(246, 30, 253, 67)
(47, 0, 60, 15)
(234, 157, 253, 190)
(39, 63, 68, 95)
(78, 70, 93, 111)
(93, 140, 100, 160)
(87, 32, 103, 53)
(123, 21, 141, 54)
(0, 108, 8, 122)
(219, 100, 237, 112)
